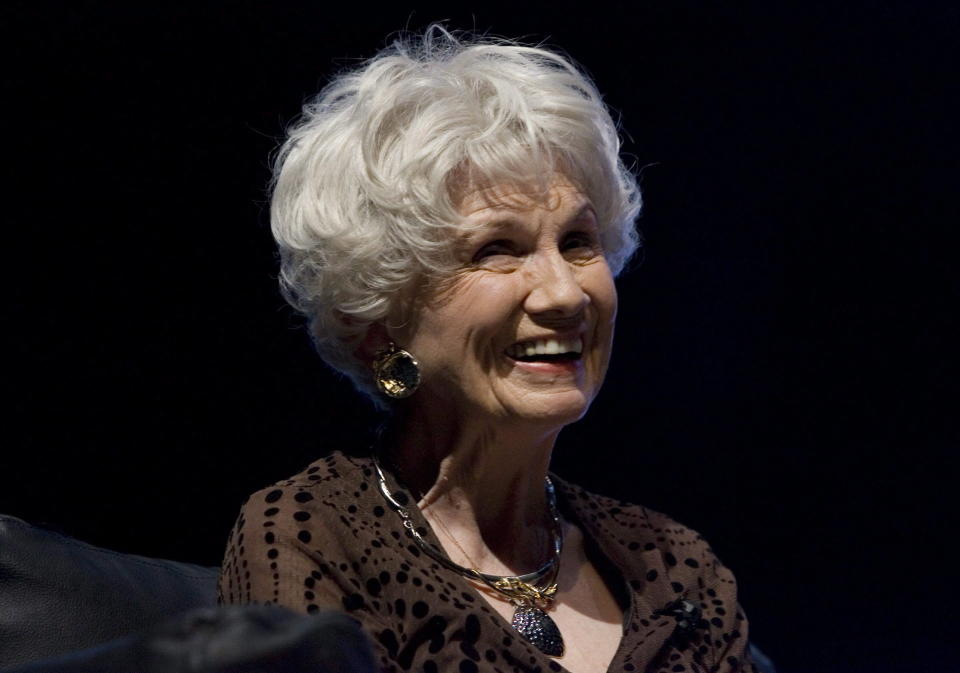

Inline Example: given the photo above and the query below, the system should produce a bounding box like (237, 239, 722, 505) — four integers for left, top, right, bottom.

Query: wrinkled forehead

(450, 170, 591, 220)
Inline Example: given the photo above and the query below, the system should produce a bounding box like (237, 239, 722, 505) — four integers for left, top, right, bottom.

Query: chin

(502, 389, 594, 427)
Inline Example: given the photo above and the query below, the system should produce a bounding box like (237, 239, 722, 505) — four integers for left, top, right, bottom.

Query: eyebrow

(569, 202, 599, 225)
(466, 201, 598, 236)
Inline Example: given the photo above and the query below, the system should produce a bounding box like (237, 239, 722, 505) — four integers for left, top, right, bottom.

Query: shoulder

(552, 474, 719, 565)
(260, 449, 372, 495)
(553, 475, 752, 668)
(219, 450, 388, 609)
(552, 475, 742, 612)
(240, 450, 373, 516)
(226, 450, 378, 560)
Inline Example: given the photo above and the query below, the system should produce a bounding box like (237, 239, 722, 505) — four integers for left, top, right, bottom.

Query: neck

(386, 407, 561, 575)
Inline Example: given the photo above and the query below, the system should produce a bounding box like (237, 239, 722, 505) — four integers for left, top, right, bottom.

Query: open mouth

(506, 337, 583, 363)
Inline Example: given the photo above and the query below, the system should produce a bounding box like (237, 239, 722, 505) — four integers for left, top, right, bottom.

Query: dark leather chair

(0, 515, 374, 673)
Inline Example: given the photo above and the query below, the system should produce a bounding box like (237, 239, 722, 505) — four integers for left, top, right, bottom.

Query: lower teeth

(516, 354, 576, 362)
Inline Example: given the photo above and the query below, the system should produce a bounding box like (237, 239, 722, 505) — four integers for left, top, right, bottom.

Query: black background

(5, 2, 958, 672)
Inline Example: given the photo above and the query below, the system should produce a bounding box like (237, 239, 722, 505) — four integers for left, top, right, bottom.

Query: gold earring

(372, 342, 421, 399)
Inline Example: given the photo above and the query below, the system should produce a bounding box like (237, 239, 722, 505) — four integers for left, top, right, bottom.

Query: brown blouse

(218, 451, 756, 673)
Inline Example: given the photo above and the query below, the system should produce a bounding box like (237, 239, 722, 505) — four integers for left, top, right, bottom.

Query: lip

(508, 357, 583, 376)
(503, 330, 586, 376)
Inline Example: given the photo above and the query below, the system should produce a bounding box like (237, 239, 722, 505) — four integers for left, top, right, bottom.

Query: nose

(523, 252, 588, 318)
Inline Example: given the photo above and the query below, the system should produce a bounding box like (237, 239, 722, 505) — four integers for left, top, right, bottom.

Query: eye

(472, 239, 517, 262)
(560, 230, 599, 255)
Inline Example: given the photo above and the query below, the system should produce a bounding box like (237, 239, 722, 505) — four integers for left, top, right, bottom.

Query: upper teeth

(508, 337, 583, 358)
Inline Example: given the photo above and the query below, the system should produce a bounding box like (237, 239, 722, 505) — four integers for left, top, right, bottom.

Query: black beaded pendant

(512, 605, 565, 657)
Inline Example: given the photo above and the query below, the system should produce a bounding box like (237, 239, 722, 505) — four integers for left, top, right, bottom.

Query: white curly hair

(270, 25, 642, 401)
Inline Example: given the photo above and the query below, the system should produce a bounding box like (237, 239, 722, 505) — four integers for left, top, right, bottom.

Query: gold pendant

(491, 577, 557, 602)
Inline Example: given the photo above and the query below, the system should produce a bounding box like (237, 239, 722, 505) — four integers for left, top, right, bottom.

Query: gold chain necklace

(372, 453, 566, 657)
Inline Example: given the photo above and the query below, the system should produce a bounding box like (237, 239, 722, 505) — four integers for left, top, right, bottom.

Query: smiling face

(389, 174, 618, 429)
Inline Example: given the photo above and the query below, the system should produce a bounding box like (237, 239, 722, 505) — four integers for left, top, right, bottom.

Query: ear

(356, 322, 392, 365)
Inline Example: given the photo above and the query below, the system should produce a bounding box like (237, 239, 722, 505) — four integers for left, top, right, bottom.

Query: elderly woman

(219, 28, 758, 673)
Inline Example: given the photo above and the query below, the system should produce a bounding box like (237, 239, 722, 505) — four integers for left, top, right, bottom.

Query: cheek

(586, 265, 618, 322)
(603, 279, 618, 320)
(403, 278, 512, 365)
(453, 276, 520, 337)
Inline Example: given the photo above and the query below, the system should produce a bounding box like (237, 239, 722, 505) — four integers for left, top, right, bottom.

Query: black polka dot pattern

(218, 451, 757, 672)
